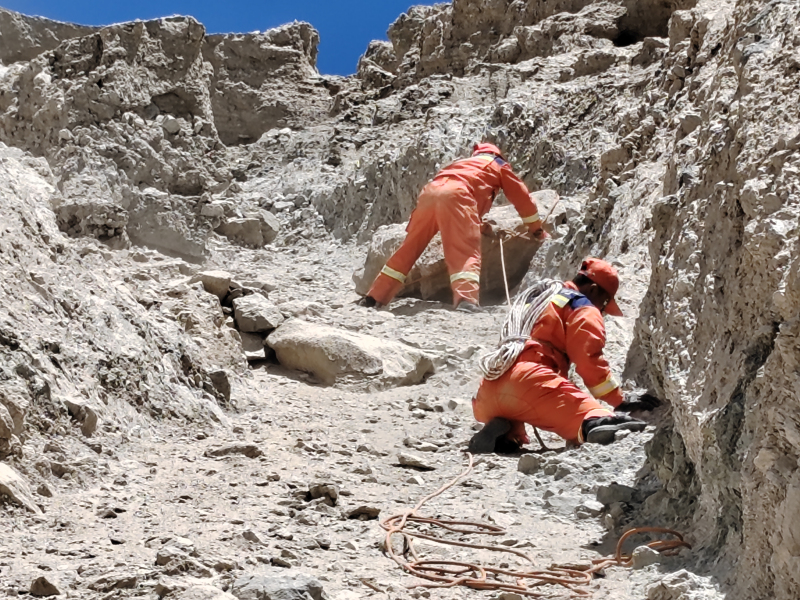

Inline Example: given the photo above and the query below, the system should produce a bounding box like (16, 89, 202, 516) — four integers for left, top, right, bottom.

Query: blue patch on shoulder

(559, 288, 593, 310)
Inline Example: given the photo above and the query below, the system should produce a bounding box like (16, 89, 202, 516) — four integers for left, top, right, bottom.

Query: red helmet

(578, 257, 624, 316)
(472, 143, 503, 158)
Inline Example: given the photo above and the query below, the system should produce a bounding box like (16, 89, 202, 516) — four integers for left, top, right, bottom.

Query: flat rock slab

(176, 585, 237, 600)
(353, 196, 556, 302)
(231, 572, 326, 600)
(191, 271, 232, 300)
(234, 295, 285, 333)
(267, 319, 434, 387)
(0, 463, 41, 514)
(204, 444, 263, 459)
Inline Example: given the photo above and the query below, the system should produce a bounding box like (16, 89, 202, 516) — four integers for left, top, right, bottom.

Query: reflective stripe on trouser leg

(521, 212, 540, 224)
(381, 265, 407, 283)
(450, 271, 480, 284)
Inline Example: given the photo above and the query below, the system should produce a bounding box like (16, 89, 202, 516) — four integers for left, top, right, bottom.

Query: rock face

(267, 319, 434, 387)
(353, 195, 557, 303)
(0, 8, 95, 64)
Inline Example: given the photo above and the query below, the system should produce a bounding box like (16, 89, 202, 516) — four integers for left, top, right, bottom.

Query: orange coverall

(367, 144, 541, 306)
(472, 281, 623, 444)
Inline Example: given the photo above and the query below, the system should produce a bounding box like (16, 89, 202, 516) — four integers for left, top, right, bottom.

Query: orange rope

(380, 454, 691, 596)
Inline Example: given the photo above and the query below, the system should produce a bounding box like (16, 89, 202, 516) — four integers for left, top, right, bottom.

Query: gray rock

(62, 397, 99, 437)
(575, 499, 604, 518)
(239, 331, 267, 360)
(233, 295, 285, 333)
(205, 443, 263, 459)
(517, 454, 543, 475)
(176, 586, 237, 600)
(397, 452, 435, 470)
(30, 576, 61, 597)
(596, 483, 635, 506)
(230, 573, 327, 600)
(308, 483, 339, 506)
(192, 271, 232, 300)
(267, 319, 434, 387)
(0, 463, 41, 513)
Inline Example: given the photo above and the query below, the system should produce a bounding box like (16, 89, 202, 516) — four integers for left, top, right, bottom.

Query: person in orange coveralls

(360, 143, 546, 312)
(469, 258, 658, 451)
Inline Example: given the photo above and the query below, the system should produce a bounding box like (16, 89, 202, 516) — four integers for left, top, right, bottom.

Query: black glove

(616, 392, 661, 413)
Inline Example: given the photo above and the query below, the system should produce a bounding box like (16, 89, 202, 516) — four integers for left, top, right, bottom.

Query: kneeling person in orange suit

(361, 143, 545, 312)
(469, 258, 657, 450)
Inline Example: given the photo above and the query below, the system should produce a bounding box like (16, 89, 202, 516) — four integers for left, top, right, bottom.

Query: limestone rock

(267, 319, 434, 387)
(233, 295, 285, 333)
(0, 463, 41, 513)
(517, 454, 543, 475)
(597, 483, 635, 506)
(231, 572, 327, 600)
(192, 271, 232, 300)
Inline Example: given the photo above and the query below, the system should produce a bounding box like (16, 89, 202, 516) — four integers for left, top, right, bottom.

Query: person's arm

(498, 163, 543, 233)
(564, 307, 624, 407)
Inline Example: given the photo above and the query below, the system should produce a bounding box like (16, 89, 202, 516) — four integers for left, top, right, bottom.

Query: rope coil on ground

(478, 279, 563, 380)
(380, 454, 691, 597)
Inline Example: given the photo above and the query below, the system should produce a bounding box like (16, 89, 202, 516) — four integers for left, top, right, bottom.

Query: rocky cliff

(0, 0, 798, 598)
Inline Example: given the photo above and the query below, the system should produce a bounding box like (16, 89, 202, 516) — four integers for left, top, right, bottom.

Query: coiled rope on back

(478, 279, 563, 380)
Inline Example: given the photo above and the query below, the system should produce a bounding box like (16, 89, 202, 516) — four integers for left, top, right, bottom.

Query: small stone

(347, 505, 381, 520)
(233, 295, 285, 333)
(204, 443, 263, 459)
(631, 545, 661, 569)
(498, 593, 523, 600)
(36, 483, 53, 498)
(162, 116, 181, 134)
(271, 557, 292, 568)
(30, 576, 61, 596)
(397, 452, 435, 470)
(576, 499, 604, 518)
(407, 475, 425, 486)
(242, 529, 263, 544)
(517, 454, 542, 475)
(415, 442, 439, 452)
(308, 483, 339, 506)
(156, 546, 189, 566)
(343, 540, 359, 551)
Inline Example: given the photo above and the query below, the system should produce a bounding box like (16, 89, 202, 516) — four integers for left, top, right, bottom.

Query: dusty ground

(0, 239, 698, 599)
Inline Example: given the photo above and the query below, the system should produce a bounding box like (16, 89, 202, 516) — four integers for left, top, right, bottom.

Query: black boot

(468, 418, 511, 454)
(582, 415, 646, 445)
(455, 301, 484, 313)
(357, 295, 378, 308)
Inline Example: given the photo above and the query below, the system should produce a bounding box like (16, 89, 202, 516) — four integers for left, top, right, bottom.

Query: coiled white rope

(478, 279, 563, 380)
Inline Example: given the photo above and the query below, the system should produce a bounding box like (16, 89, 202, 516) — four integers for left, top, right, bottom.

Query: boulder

(230, 573, 326, 600)
(353, 194, 557, 303)
(233, 295, 285, 333)
(267, 319, 434, 387)
(0, 463, 41, 513)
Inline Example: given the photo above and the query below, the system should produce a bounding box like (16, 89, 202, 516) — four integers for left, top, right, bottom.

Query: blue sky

(1, 1, 439, 75)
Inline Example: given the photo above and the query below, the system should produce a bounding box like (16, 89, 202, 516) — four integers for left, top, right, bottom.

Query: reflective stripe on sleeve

(588, 376, 620, 399)
(380, 265, 407, 283)
(450, 271, 481, 284)
(521, 213, 541, 224)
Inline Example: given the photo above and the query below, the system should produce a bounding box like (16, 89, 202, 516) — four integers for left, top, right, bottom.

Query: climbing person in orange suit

(359, 143, 547, 312)
(469, 258, 659, 451)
